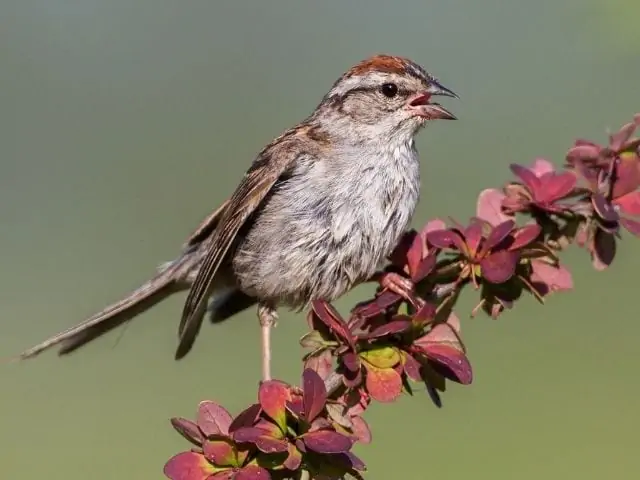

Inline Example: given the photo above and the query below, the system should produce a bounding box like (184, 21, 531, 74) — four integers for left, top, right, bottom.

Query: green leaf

(359, 347, 401, 369)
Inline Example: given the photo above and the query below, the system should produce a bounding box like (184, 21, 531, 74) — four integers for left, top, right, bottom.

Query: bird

(14, 54, 457, 380)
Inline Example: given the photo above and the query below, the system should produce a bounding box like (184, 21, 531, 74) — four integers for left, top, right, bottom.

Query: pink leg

(257, 303, 278, 382)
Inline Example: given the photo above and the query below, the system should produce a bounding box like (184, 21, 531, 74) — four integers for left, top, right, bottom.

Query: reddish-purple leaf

(530, 158, 556, 176)
(258, 381, 290, 434)
(566, 144, 601, 165)
(426, 228, 461, 249)
(304, 349, 333, 381)
(311, 300, 355, 349)
(403, 353, 422, 382)
(412, 302, 436, 326)
(345, 452, 367, 471)
(163, 451, 215, 480)
(170, 417, 204, 446)
(592, 229, 617, 270)
(367, 318, 412, 338)
(341, 352, 360, 372)
(351, 416, 372, 445)
(482, 220, 516, 253)
(620, 217, 640, 236)
(284, 443, 302, 470)
(480, 250, 519, 284)
(510, 163, 542, 193)
(210, 471, 235, 480)
(235, 466, 271, 480)
(233, 427, 288, 454)
(302, 368, 327, 423)
(610, 120, 637, 151)
(197, 401, 233, 437)
(425, 344, 473, 385)
(350, 290, 402, 319)
(614, 191, 640, 216)
(592, 194, 619, 223)
(203, 439, 237, 467)
(228, 404, 261, 433)
(412, 252, 437, 281)
(364, 365, 403, 403)
(406, 231, 425, 276)
(530, 260, 573, 292)
(302, 430, 354, 454)
(509, 224, 541, 250)
(476, 188, 511, 226)
(538, 171, 577, 202)
(463, 221, 484, 257)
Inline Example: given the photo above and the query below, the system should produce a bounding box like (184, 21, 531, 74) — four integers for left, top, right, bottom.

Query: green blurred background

(2, 1, 639, 478)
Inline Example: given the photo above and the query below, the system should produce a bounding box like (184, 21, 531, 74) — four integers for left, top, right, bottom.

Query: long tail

(12, 254, 195, 361)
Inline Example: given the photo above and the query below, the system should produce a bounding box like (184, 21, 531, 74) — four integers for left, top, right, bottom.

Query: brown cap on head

(345, 54, 433, 83)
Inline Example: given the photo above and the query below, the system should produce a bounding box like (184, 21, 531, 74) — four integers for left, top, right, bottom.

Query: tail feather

(13, 256, 192, 361)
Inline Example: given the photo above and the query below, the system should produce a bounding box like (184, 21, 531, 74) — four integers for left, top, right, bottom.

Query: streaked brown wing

(182, 199, 230, 249)
(175, 145, 302, 359)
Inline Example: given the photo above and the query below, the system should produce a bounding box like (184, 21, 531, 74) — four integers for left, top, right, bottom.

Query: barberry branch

(164, 113, 640, 480)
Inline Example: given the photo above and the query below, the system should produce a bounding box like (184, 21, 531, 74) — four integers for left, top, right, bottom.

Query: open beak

(406, 80, 458, 120)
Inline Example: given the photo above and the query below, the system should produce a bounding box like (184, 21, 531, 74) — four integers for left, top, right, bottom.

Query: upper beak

(406, 80, 458, 120)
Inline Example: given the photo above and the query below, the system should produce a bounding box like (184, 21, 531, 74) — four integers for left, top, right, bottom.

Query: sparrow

(15, 54, 457, 380)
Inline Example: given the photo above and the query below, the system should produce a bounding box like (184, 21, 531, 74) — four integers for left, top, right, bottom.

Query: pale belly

(230, 149, 420, 308)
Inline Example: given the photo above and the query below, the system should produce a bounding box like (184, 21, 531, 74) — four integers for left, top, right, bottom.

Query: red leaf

(197, 401, 233, 437)
(482, 220, 515, 253)
(258, 381, 290, 434)
(412, 252, 437, 282)
(233, 427, 288, 454)
(592, 194, 619, 223)
(609, 120, 637, 151)
(614, 191, 640, 216)
(228, 404, 261, 433)
(403, 353, 422, 382)
(235, 466, 271, 480)
(476, 188, 511, 226)
(530, 260, 573, 292)
(304, 349, 333, 381)
(341, 352, 360, 372)
(366, 318, 412, 338)
(509, 224, 541, 250)
(463, 221, 484, 257)
(620, 217, 640, 237)
(426, 228, 460, 249)
(426, 345, 473, 385)
(412, 302, 436, 326)
(538, 171, 576, 202)
(302, 368, 327, 423)
(170, 417, 204, 446)
(406, 230, 425, 276)
(350, 291, 401, 319)
(510, 163, 542, 193)
(480, 250, 518, 284)
(311, 300, 355, 349)
(364, 365, 403, 403)
(302, 430, 354, 454)
(284, 443, 302, 470)
(592, 229, 617, 270)
(203, 439, 238, 467)
(351, 416, 372, 444)
(163, 451, 214, 480)
(529, 158, 556, 176)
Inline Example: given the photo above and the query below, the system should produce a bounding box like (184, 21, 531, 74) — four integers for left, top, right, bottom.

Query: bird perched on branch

(15, 54, 458, 380)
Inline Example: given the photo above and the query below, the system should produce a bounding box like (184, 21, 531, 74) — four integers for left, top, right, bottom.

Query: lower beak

(406, 81, 458, 120)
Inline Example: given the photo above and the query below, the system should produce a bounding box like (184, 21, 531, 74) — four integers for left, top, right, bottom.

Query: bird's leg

(257, 303, 278, 382)
(370, 271, 422, 307)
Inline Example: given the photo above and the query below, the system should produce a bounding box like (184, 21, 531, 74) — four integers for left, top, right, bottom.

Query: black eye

(380, 83, 398, 98)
